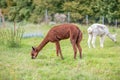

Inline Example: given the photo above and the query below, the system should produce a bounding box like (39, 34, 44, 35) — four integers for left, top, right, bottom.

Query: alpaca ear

(32, 46, 35, 50)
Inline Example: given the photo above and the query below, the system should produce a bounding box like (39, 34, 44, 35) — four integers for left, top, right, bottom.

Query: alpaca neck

(107, 33, 114, 41)
(36, 37, 49, 52)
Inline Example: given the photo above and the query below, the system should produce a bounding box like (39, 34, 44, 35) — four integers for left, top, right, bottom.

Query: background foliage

(0, 0, 120, 23)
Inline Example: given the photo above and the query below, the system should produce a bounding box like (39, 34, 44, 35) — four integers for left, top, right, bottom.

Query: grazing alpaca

(87, 23, 117, 48)
(31, 24, 82, 59)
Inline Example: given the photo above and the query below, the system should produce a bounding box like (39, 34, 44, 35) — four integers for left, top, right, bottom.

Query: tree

(0, 0, 119, 24)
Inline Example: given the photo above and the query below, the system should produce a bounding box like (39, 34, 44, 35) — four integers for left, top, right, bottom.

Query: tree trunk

(0, 9, 5, 27)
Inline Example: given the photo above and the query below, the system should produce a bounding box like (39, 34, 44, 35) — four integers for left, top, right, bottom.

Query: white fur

(87, 23, 117, 48)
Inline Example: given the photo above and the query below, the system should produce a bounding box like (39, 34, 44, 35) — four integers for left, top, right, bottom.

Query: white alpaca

(87, 23, 117, 48)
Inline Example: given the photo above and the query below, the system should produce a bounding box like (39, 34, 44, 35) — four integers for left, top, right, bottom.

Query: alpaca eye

(31, 53, 34, 57)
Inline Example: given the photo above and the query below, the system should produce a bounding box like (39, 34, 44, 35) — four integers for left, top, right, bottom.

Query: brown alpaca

(31, 24, 82, 59)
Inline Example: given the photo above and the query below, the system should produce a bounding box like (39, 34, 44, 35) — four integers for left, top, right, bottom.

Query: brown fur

(31, 24, 82, 59)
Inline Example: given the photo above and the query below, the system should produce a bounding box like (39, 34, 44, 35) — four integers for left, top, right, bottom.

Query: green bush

(0, 27, 24, 47)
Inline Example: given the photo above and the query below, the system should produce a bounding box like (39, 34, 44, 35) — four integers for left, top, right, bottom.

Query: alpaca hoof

(80, 56, 82, 59)
(61, 57, 64, 60)
(74, 57, 76, 59)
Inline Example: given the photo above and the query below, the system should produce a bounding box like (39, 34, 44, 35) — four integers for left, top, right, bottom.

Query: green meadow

(0, 23, 120, 80)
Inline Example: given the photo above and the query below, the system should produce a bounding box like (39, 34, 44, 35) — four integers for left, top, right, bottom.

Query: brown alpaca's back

(46, 24, 82, 42)
(31, 24, 82, 59)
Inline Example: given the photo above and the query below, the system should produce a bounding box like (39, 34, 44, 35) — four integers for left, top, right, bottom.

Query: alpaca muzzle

(31, 56, 36, 59)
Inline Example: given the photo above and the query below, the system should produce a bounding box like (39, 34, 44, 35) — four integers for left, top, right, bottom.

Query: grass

(0, 23, 120, 80)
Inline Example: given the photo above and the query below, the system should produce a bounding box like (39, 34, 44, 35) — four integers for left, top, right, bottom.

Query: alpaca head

(87, 27, 92, 34)
(112, 33, 117, 42)
(31, 47, 38, 59)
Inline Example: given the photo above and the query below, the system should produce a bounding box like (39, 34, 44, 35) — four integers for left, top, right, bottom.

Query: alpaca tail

(76, 30, 82, 43)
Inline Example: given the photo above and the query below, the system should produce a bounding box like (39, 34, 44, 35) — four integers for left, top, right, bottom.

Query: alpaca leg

(88, 34, 92, 48)
(55, 42, 64, 59)
(92, 35, 96, 48)
(55, 42, 59, 56)
(76, 43, 82, 58)
(100, 36, 105, 48)
(73, 43, 77, 59)
(71, 39, 77, 59)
